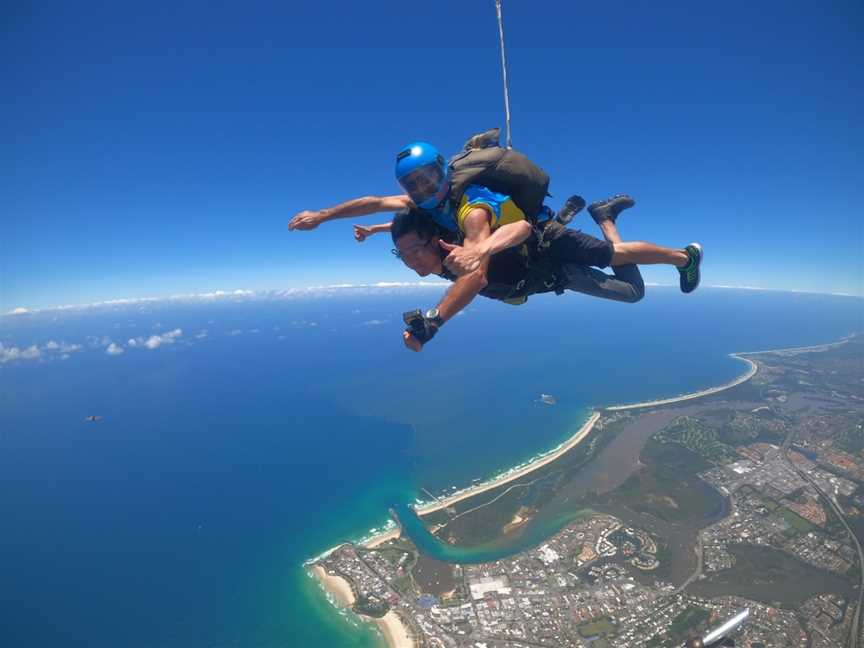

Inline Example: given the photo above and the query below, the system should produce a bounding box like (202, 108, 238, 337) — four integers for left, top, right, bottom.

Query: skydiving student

(288, 136, 703, 351)
(386, 199, 699, 352)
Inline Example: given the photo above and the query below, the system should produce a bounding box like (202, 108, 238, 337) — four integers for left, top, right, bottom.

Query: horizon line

(4, 281, 862, 317)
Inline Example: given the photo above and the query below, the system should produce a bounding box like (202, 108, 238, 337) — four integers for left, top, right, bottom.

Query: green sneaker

(679, 243, 703, 293)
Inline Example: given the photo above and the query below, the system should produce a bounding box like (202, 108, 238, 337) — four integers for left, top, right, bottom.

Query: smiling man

(390, 196, 702, 352)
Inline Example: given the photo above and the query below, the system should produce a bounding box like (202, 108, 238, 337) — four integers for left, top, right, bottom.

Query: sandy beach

(363, 528, 401, 549)
(606, 354, 758, 411)
(375, 611, 415, 648)
(311, 565, 355, 607)
(311, 565, 415, 648)
(413, 411, 602, 517)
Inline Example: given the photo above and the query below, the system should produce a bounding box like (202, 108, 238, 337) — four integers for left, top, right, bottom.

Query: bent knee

(624, 282, 645, 303)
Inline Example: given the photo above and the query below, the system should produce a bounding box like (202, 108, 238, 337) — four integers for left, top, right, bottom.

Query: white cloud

(0, 338, 85, 363)
(289, 320, 319, 328)
(363, 319, 387, 326)
(106, 343, 124, 355)
(195, 330, 208, 339)
(2, 283, 455, 317)
(11, 281, 858, 320)
(0, 344, 41, 364)
(128, 328, 182, 350)
(227, 329, 243, 336)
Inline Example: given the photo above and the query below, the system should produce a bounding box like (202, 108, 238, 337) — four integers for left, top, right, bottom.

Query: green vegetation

(642, 438, 713, 476)
(778, 507, 815, 534)
(577, 617, 615, 638)
(612, 440, 725, 524)
(374, 547, 412, 567)
(690, 544, 854, 607)
(353, 595, 389, 618)
(833, 412, 864, 453)
(656, 416, 739, 464)
(670, 606, 709, 636)
(391, 575, 413, 595)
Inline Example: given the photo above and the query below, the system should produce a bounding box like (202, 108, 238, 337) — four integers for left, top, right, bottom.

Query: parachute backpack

(446, 127, 551, 224)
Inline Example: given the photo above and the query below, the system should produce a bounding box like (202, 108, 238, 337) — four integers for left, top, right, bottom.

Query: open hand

(288, 210, 324, 231)
(402, 331, 423, 352)
(354, 224, 374, 242)
(440, 240, 485, 276)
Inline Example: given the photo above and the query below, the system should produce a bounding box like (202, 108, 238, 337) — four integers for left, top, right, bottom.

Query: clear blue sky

(3, 0, 862, 311)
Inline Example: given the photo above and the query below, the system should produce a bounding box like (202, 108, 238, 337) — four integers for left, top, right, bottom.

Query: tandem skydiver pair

(288, 129, 703, 352)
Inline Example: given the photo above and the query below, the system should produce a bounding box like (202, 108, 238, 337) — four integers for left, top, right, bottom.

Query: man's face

(394, 231, 442, 276)
(398, 164, 448, 208)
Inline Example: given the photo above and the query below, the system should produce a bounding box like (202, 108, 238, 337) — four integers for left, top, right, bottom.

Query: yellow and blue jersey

(426, 184, 552, 234)
(455, 184, 528, 234)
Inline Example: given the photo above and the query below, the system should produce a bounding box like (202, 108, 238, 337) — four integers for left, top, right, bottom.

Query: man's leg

(558, 263, 645, 303)
(548, 227, 645, 304)
(589, 195, 703, 293)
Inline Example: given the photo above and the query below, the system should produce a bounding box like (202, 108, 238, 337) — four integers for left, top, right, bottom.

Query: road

(782, 431, 863, 648)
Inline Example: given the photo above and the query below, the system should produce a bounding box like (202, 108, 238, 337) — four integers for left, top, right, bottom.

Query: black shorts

(548, 228, 614, 269)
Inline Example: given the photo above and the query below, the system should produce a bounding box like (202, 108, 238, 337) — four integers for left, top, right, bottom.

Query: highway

(782, 431, 863, 648)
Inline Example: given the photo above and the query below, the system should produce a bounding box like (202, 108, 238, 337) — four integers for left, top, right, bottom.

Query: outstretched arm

(354, 222, 393, 242)
(440, 219, 531, 275)
(289, 195, 412, 231)
(403, 208, 491, 352)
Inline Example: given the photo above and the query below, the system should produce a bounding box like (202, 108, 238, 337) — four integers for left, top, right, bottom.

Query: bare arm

(289, 195, 412, 231)
(440, 219, 531, 276)
(436, 211, 492, 320)
(353, 221, 392, 242)
(403, 208, 491, 352)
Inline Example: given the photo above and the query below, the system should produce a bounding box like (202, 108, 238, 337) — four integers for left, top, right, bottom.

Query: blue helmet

(395, 141, 450, 209)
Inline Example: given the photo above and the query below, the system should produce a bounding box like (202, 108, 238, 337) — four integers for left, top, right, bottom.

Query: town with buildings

(311, 335, 864, 647)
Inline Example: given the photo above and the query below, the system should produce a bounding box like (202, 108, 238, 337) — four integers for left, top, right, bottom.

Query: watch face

(426, 308, 439, 320)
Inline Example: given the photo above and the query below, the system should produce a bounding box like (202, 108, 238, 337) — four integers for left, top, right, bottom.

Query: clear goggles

(398, 164, 445, 206)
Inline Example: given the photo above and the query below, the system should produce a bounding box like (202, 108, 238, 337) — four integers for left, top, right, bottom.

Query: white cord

(495, 0, 513, 149)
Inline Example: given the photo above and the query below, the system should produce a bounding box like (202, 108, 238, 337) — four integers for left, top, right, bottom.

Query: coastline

(409, 411, 602, 518)
(357, 339, 850, 547)
(308, 335, 854, 647)
(311, 565, 355, 607)
(310, 565, 415, 648)
(606, 354, 758, 412)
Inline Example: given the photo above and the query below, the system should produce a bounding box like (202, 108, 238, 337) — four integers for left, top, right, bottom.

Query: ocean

(0, 287, 861, 647)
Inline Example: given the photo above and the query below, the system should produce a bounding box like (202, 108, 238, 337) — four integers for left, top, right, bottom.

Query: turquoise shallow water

(0, 288, 860, 647)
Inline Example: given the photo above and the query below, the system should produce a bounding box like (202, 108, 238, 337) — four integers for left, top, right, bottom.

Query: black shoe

(556, 195, 586, 225)
(678, 243, 703, 293)
(587, 194, 635, 225)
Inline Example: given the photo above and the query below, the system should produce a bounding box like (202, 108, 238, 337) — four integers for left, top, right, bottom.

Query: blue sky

(3, 0, 862, 311)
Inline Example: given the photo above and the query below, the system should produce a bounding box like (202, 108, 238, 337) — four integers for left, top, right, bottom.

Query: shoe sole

(681, 243, 703, 293)
(587, 194, 636, 225)
(556, 196, 586, 225)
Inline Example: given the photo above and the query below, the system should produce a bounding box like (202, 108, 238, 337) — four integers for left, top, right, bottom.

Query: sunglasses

(391, 237, 434, 260)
